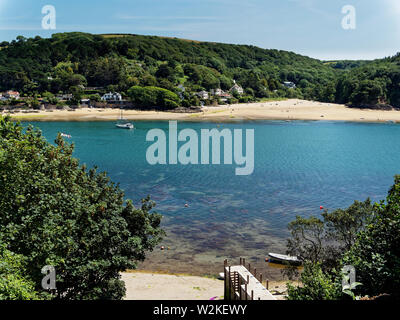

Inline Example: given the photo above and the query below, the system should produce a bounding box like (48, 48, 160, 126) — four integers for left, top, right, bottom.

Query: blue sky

(0, 0, 399, 60)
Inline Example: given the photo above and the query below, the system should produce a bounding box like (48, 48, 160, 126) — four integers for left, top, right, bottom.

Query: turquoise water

(27, 120, 400, 274)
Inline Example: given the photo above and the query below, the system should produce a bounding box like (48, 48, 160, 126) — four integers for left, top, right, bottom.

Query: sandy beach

(121, 271, 289, 300)
(6, 99, 400, 122)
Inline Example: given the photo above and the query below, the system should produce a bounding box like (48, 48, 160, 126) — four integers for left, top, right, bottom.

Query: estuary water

(27, 120, 400, 276)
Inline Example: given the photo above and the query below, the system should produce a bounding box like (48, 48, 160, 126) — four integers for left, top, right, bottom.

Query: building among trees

(101, 92, 122, 102)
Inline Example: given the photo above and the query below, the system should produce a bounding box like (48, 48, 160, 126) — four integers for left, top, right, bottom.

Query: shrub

(287, 262, 343, 300)
(164, 99, 180, 109)
(0, 242, 41, 300)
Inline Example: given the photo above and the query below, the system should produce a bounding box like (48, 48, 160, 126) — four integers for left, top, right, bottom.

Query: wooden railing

(224, 259, 275, 301)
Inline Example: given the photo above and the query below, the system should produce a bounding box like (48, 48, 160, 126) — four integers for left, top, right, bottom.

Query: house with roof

(3, 90, 20, 100)
(80, 98, 91, 106)
(218, 92, 233, 102)
(211, 88, 223, 96)
(101, 92, 122, 102)
(230, 82, 244, 95)
(283, 81, 296, 89)
(196, 91, 209, 100)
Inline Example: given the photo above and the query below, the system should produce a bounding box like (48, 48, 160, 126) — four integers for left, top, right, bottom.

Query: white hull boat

(268, 253, 302, 266)
(115, 109, 134, 129)
(116, 123, 134, 129)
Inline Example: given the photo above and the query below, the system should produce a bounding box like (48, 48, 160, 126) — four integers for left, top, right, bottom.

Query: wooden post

(239, 276, 242, 300)
(254, 268, 257, 278)
(245, 283, 248, 301)
(266, 279, 269, 290)
(251, 290, 254, 300)
(248, 263, 251, 271)
(228, 266, 231, 300)
(243, 258, 245, 266)
(260, 273, 263, 284)
(224, 260, 228, 300)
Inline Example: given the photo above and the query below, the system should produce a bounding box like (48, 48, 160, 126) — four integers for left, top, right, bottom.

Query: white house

(101, 92, 122, 102)
(196, 91, 209, 100)
(211, 88, 223, 96)
(283, 82, 296, 89)
(230, 82, 244, 95)
(4, 90, 20, 100)
(218, 92, 232, 102)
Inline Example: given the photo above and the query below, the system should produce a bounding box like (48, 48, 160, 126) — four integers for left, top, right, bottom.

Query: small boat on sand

(267, 253, 302, 266)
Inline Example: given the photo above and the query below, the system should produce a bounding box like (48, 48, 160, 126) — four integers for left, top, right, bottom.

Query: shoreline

(5, 99, 400, 123)
(121, 270, 290, 300)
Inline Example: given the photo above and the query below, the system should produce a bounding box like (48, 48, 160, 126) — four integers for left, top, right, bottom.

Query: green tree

(0, 242, 41, 300)
(287, 262, 343, 300)
(0, 117, 164, 300)
(128, 86, 180, 110)
(350, 79, 385, 105)
(286, 199, 373, 271)
(343, 176, 400, 298)
(287, 177, 400, 300)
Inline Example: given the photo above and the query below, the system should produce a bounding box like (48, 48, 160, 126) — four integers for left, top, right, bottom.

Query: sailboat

(115, 109, 134, 129)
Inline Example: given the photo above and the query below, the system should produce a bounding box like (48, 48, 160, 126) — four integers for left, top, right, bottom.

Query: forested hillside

(0, 32, 399, 108)
(335, 54, 400, 108)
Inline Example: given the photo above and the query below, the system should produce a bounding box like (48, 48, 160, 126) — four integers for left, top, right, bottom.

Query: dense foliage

(0, 242, 41, 300)
(286, 199, 373, 271)
(335, 55, 400, 108)
(1, 32, 398, 108)
(0, 32, 379, 108)
(0, 116, 164, 299)
(287, 177, 400, 300)
(342, 176, 400, 298)
(127, 86, 180, 109)
(287, 262, 343, 300)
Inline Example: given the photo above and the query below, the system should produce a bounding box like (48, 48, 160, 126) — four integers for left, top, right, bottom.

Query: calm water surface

(27, 120, 400, 275)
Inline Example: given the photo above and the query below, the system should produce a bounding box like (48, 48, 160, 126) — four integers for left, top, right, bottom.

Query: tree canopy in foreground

(286, 177, 400, 300)
(0, 116, 164, 300)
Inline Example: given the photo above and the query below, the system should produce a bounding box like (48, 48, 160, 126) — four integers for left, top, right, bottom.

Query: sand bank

(121, 271, 224, 300)
(7, 99, 400, 123)
(121, 271, 289, 300)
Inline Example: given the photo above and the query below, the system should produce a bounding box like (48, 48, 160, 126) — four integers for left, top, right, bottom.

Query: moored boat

(267, 252, 302, 266)
(115, 109, 134, 129)
(116, 122, 134, 129)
